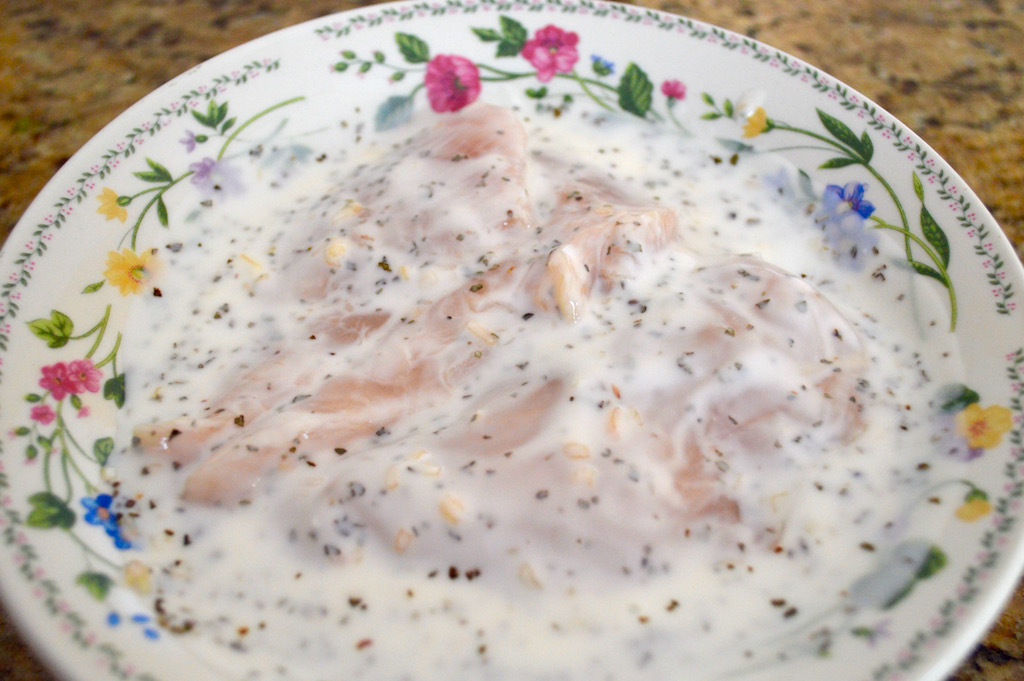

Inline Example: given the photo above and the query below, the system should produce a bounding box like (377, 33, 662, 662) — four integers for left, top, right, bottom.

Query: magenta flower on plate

(424, 55, 482, 113)
(39, 363, 72, 401)
(521, 25, 579, 83)
(29, 404, 55, 426)
(67, 359, 102, 394)
(661, 79, 686, 101)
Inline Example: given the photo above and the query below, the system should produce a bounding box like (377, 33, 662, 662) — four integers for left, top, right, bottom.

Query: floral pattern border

(0, 2, 1019, 680)
(0, 57, 283, 681)
(0, 59, 281, 387)
(314, 0, 1014, 318)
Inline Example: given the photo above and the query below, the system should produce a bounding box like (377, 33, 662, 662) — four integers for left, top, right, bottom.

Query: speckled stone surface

(2, 1, 1023, 679)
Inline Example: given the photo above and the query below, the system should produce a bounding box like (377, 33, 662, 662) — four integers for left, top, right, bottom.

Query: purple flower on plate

(180, 131, 198, 153)
(189, 157, 217, 184)
(188, 157, 241, 196)
(814, 182, 879, 269)
(180, 130, 208, 153)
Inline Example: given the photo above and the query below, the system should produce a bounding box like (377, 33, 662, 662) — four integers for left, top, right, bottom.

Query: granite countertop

(2, 0, 1023, 679)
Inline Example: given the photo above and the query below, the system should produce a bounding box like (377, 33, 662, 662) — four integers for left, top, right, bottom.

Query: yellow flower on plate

(104, 248, 154, 296)
(955, 489, 992, 523)
(124, 560, 152, 594)
(742, 106, 769, 139)
(955, 403, 1013, 450)
(96, 188, 127, 223)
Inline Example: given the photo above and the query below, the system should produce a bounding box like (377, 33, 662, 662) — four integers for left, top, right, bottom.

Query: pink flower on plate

(39, 362, 72, 401)
(661, 80, 686, 101)
(521, 25, 579, 82)
(67, 359, 102, 394)
(30, 404, 56, 426)
(424, 55, 482, 113)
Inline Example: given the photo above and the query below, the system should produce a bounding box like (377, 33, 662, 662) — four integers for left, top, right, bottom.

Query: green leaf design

(26, 492, 75, 530)
(494, 15, 527, 57)
(94, 437, 115, 466)
(617, 63, 653, 118)
(496, 40, 524, 58)
(375, 95, 415, 132)
(28, 310, 74, 349)
(133, 158, 173, 184)
(910, 260, 947, 285)
(819, 157, 860, 170)
(156, 196, 169, 227)
(859, 131, 874, 163)
(912, 172, 925, 201)
(82, 281, 105, 294)
(76, 572, 113, 601)
(716, 139, 754, 154)
(358, 61, 373, 74)
(395, 33, 430, 64)
(214, 102, 228, 127)
(103, 373, 126, 408)
(915, 546, 947, 580)
(817, 109, 868, 160)
(920, 204, 950, 268)
(472, 27, 502, 42)
(220, 117, 237, 134)
(938, 383, 980, 413)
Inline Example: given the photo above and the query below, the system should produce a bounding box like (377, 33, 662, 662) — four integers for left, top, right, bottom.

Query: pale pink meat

(132, 103, 867, 549)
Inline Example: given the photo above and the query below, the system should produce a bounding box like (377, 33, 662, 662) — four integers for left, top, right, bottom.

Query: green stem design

(42, 423, 55, 495)
(69, 305, 111, 360)
(666, 102, 689, 134)
(62, 442, 96, 493)
(65, 529, 121, 571)
(217, 95, 305, 161)
(117, 96, 306, 250)
(125, 173, 192, 250)
(126, 185, 164, 201)
(93, 332, 121, 372)
(572, 71, 614, 111)
(767, 120, 956, 330)
(871, 217, 958, 329)
(59, 434, 73, 503)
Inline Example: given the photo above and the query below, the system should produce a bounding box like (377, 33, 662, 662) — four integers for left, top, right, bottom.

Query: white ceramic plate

(2, 2, 1023, 680)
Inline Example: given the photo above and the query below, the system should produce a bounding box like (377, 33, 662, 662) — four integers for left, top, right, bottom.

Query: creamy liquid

(113, 104, 962, 680)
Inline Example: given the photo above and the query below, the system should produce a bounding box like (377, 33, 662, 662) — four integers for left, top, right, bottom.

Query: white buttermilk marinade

(112, 104, 962, 680)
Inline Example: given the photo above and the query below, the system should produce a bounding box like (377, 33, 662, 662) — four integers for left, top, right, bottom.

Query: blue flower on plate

(108, 611, 160, 640)
(815, 182, 879, 269)
(81, 494, 132, 550)
(590, 54, 614, 77)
